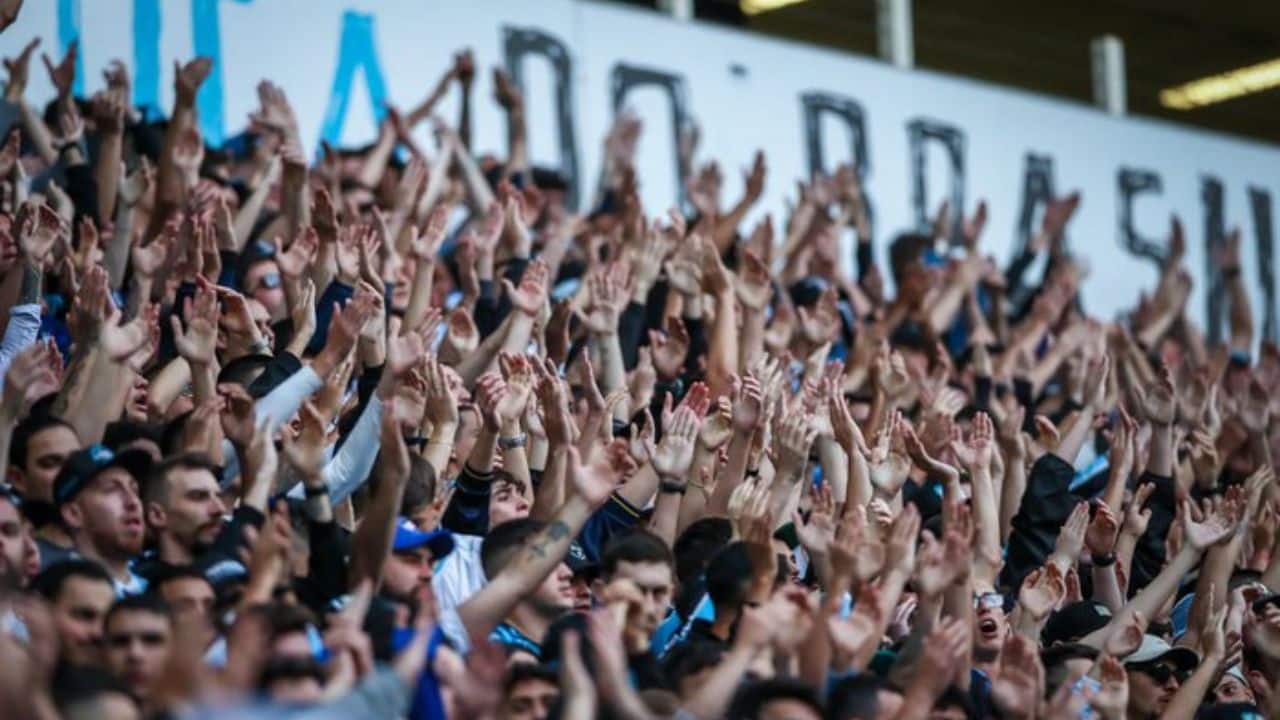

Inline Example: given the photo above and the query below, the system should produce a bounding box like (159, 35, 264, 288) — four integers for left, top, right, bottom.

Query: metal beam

(876, 0, 913, 69)
(1091, 34, 1127, 115)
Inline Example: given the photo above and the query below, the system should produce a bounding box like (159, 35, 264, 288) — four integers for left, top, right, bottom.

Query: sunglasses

(974, 592, 1005, 610)
(257, 272, 282, 290)
(1135, 664, 1188, 685)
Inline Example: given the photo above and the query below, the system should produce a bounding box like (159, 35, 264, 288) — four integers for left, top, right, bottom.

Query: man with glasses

(1124, 634, 1198, 719)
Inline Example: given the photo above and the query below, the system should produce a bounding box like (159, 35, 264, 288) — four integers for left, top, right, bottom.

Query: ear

(60, 501, 83, 532)
(7, 467, 26, 495)
(145, 501, 166, 530)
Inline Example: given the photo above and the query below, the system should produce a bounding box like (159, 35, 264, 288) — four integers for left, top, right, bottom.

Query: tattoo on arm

(17, 261, 41, 305)
(525, 520, 571, 560)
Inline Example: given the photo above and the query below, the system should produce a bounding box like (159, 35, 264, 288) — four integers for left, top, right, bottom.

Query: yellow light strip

(1160, 57, 1280, 110)
(741, 0, 809, 16)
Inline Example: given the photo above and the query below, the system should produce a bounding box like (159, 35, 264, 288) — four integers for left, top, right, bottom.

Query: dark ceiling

(614, 0, 1280, 144)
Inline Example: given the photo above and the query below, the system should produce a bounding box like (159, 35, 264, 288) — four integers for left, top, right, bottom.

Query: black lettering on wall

(1013, 153, 1057, 255)
(907, 119, 965, 244)
(1199, 179, 1276, 344)
(609, 63, 692, 213)
(502, 26, 581, 210)
(1249, 186, 1277, 343)
(800, 91, 874, 238)
(1116, 167, 1167, 265)
(1202, 176, 1228, 344)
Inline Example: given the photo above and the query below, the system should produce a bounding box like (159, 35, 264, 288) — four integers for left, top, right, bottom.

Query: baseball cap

(53, 445, 153, 507)
(391, 517, 454, 560)
(565, 541, 598, 580)
(1196, 703, 1265, 720)
(1124, 634, 1199, 670)
(1043, 601, 1113, 645)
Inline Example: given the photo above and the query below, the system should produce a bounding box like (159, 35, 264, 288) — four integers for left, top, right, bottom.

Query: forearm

(738, 307, 766, 375)
(708, 430, 752, 515)
(1185, 538, 1242, 646)
(421, 422, 457, 478)
(1091, 562, 1124, 613)
(998, 454, 1026, 543)
(1163, 660, 1221, 720)
(356, 126, 397, 191)
(498, 419, 531, 492)
(617, 465, 659, 510)
(677, 448, 716, 535)
(503, 106, 528, 179)
(592, 333, 628, 421)
(1053, 406, 1096, 465)
(647, 489, 682, 547)
(679, 645, 757, 720)
(1226, 274, 1254, 350)
(318, 396, 385, 504)
(348, 469, 406, 591)
(401, 259, 435, 334)
(105, 204, 134, 290)
(1147, 422, 1174, 478)
(816, 437, 847, 506)
(232, 162, 278, 252)
(452, 138, 495, 213)
(969, 468, 1002, 566)
(67, 353, 131, 445)
(16, 100, 56, 165)
(454, 315, 512, 388)
(466, 425, 500, 474)
(1115, 532, 1139, 595)
(705, 290, 738, 398)
(94, 130, 123, 222)
(530, 446, 566, 522)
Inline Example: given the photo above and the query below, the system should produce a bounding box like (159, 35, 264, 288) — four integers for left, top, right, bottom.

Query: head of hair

(887, 232, 932, 282)
(52, 666, 136, 718)
(491, 469, 528, 499)
(400, 455, 438, 518)
(727, 677, 824, 720)
(258, 656, 326, 690)
(705, 541, 754, 613)
(150, 563, 214, 591)
(30, 559, 113, 601)
(826, 674, 890, 720)
(503, 661, 558, 697)
(481, 518, 545, 579)
(662, 641, 724, 689)
(673, 517, 733, 587)
(105, 593, 172, 628)
(143, 452, 220, 505)
(9, 414, 75, 471)
(601, 529, 674, 579)
(264, 601, 316, 638)
(101, 421, 162, 453)
(218, 354, 272, 388)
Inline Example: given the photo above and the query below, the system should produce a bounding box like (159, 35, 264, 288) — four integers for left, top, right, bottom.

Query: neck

(508, 604, 555, 647)
(158, 533, 195, 566)
(75, 538, 131, 582)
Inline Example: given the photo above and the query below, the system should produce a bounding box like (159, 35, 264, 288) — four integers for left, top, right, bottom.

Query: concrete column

(876, 0, 913, 69)
(658, 0, 693, 22)
(1091, 34, 1127, 115)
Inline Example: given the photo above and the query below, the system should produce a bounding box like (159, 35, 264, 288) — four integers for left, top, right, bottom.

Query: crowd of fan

(0, 11, 1278, 720)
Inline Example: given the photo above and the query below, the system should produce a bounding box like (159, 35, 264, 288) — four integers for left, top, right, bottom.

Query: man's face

(148, 467, 225, 551)
(1214, 674, 1255, 704)
(974, 603, 1009, 656)
(158, 576, 216, 633)
(245, 259, 286, 320)
(758, 698, 822, 720)
(382, 546, 435, 601)
(500, 675, 559, 720)
(1127, 664, 1182, 718)
(489, 480, 531, 528)
(104, 609, 172, 701)
(67, 469, 145, 558)
(611, 560, 674, 637)
(529, 562, 575, 616)
(16, 425, 80, 501)
(0, 497, 26, 585)
(51, 575, 116, 665)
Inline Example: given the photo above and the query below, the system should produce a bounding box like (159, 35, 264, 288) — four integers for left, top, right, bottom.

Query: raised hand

(1018, 565, 1066, 622)
(174, 56, 213, 106)
(1181, 497, 1240, 552)
(735, 248, 772, 311)
(649, 404, 698, 481)
(502, 259, 548, 317)
(1085, 501, 1120, 556)
(1133, 365, 1177, 426)
(797, 287, 840, 344)
(990, 634, 1044, 720)
(41, 39, 76, 100)
(648, 315, 690, 382)
(170, 279, 220, 365)
(773, 407, 817, 479)
(570, 439, 636, 507)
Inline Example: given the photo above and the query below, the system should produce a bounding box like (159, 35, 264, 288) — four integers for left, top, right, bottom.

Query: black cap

(53, 445, 153, 507)
(1042, 600, 1114, 646)
(565, 541, 598, 580)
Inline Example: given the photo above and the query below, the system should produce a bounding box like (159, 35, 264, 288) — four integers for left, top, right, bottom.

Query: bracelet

(1091, 552, 1116, 567)
(304, 484, 328, 498)
(659, 479, 687, 495)
(1223, 266, 1242, 280)
(498, 433, 527, 450)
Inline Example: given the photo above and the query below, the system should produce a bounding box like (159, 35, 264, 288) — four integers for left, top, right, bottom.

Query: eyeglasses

(974, 592, 1004, 610)
(1135, 663, 1187, 685)
(257, 272, 282, 290)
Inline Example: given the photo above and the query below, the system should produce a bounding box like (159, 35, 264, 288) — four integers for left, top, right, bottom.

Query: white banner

(2, 0, 1277, 340)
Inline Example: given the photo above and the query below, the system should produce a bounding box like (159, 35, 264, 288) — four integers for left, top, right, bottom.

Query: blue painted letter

(57, 0, 84, 97)
(318, 10, 389, 151)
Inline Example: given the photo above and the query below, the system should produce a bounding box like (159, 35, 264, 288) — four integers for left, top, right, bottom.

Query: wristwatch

(659, 479, 688, 495)
(1090, 552, 1116, 567)
(498, 433, 527, 450)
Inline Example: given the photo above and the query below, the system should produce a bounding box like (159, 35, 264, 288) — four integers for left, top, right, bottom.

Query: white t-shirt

(433, 533, 485, 652)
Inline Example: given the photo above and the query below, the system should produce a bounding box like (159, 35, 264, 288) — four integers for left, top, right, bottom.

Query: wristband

(304, 484, 328, 498)
(1090, 552, 1116, 567)
(1223, 266, 1242, 280)
(659, 479, 687, 495)
(498, 433, 527, 450)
